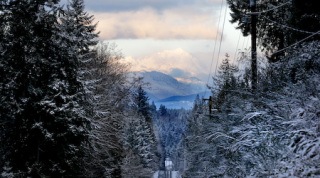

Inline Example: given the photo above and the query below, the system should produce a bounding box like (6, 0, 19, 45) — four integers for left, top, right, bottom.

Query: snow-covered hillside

(133, 71, 208, 109)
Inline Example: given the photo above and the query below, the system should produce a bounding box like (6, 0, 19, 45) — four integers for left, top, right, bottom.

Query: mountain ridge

(158, 91, 210, 102)
(132, 71, 210, 109)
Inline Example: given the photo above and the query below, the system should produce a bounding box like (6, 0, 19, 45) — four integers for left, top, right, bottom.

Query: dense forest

(0, 0, 161, 177)
(1, 0, 320, 178)
(180, 0, 320, 177)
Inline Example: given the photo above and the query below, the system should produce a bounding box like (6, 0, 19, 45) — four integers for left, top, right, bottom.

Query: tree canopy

(227, 0, 320, 61)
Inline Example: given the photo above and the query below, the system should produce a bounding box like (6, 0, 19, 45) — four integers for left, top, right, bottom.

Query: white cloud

(80, 0, 223, 12)
(124, 48, 211, 80)
(85, 2, 250, 84)
(92, 7, 220, 40)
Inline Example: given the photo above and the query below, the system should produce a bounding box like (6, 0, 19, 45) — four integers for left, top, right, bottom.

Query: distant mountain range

(157, 92, 208, 102)
(133, 71, 210, 109)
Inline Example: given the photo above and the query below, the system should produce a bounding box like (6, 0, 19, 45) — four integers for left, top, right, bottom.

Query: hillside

(132, 71, 209, 109)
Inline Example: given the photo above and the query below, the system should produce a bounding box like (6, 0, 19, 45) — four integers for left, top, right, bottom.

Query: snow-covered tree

(122, 113, 156, 177)
(183, 100, 219, 177)
(182, 41, 320, 177)
(1, 1, 160, 177)
(214, 54, 239, 111)
(153, 106, 189, 171)
(58, 0, 98, 94)
(80, 42, 130, 177)
(227, 0, 320, 61)
(0, 0, 90, 177)
(131, 78, 153, 124)
(58, 1, 129, 176)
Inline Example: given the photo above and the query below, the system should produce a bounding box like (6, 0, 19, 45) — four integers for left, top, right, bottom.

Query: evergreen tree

(150, 101, 157, 115)
(153, 107, 189, 171)
(290, 0, 320, 43)
(183, 101, 219, 177)
(0, 1, 89, 176)
(159, 104, 167, 116)
(59, 1, 129, 176)
(122, 114, 156, 177)
(59, 1, 123, 177)
(120, 79, 159, 176)
(133, 82, 152, 124)
(192, 94, 201, 114)
(58, 0, 98, 90)
(215, 54, 238, 110)
(182, 41, 320, 177)
(227, 0, 320, 61)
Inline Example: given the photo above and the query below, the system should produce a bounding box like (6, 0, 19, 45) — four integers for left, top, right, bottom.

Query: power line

(272, 30, 320, 55)
(204, 0, 226, 99)
(206, 0, 225, 88)
(233, 31, 241, 65)
(214, 1, 228, 76)
(247, 0, 292, 15)
(262, 16, 318, 35)
(236, 36, 250, 69)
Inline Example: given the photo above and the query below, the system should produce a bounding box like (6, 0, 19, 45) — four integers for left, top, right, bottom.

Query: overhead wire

(204, 0, 225, 97)
(214, 1, 228, 76)
(233, 31, 242, 66)
(244, 0, 317, 35)
(236, 36, 250, 69)
(247, 0, 292, 15)
(272, 30, 320, 55)
(262, 16, 318, 35)
(207, 0, 288, 82)
(205, 0, 310, 95)
(250, 1, 320, 56)
(236, 35, 246, 68)
(204, 0, 224, 100)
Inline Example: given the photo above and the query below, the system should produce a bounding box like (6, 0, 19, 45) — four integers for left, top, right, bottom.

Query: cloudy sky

(70, 0, 251, 83)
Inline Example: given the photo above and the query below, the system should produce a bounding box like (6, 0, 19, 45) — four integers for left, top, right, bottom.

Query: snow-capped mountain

(133, 71, 210, 109)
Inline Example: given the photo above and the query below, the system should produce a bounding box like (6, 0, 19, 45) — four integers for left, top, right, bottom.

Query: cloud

(60, 0, 224, 40)
(66, 0, 240, 83)
(81, 0, 223, 12)
(84, 0, 186, 12)
(124, 48, 210, 80)
(93, 7, 219, 40)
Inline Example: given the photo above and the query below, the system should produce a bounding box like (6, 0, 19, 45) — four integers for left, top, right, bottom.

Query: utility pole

(203, 96, 213, 115)
(250, 0, 257, 92)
